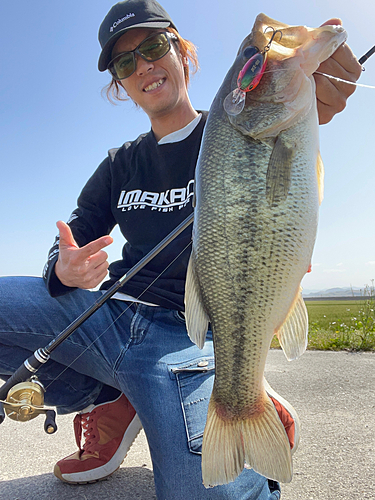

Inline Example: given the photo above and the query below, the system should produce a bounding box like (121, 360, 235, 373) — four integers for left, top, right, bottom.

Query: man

(0, 1, 361, 498)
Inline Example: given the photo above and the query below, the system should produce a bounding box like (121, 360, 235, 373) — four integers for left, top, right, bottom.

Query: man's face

(112, 28, 189, 120)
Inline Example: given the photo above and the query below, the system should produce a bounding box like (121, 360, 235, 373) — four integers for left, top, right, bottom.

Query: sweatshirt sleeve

(43, 156, 117, 297)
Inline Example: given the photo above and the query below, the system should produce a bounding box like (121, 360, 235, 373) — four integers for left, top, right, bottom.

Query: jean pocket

(168, 357, 215, 454)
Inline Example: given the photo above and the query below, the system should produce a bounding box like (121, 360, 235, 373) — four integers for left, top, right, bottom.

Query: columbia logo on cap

(110, 13, 135, 32)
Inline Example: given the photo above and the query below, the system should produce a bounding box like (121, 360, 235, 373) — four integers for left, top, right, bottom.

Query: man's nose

(136, 55, 154, 76)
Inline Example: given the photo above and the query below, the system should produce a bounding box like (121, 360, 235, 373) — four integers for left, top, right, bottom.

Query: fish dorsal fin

(316, 151, 324, 205)
(184, 253, 210, 349)
(266, 134, 294, 205)
(276, 288, 308, 361)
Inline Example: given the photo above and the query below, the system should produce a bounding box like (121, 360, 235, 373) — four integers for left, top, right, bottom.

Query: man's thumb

(320, 18, 342, 27)
(56, 220, 78, 249)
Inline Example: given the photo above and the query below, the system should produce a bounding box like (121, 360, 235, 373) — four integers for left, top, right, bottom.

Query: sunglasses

(107, 32, 178, 80)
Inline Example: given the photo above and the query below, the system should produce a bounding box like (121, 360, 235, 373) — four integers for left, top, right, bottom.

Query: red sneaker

(264, 378, 300, 454)
(54, 393, 142, 484)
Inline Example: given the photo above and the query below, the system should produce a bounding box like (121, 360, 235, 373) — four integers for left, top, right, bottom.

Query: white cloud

(366, 261, 375, 266)
(323, 269, 346, 273)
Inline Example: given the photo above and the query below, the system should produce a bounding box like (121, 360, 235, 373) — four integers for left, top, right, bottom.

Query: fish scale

(185, 13, 347, 487)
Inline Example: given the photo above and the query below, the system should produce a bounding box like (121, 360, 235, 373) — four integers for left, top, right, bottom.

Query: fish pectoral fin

(202, 394, 293, 487)
(276, 287, 308, 361)
(316, 151, 324, 205)
(266, 134, 294, 205)
(184, 254, 210, 349)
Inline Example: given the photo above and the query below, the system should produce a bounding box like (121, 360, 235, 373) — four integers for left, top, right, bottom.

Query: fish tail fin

(202, 399, 245, 487)
(202, 393, 293, 487)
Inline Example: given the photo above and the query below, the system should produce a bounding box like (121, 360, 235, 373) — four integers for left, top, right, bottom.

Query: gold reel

(4, 378, 45, 422)
(2, 377, 57, 433)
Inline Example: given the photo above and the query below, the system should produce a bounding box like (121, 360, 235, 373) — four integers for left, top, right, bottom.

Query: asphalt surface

(0, 350, 374, 500)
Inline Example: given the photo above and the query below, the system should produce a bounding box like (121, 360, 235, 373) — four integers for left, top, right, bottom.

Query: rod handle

(0, 349, 49, 402)
(0, 364, 35, 401)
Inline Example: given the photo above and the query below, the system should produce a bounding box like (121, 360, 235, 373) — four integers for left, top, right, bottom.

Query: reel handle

(44, 409, 57, 434)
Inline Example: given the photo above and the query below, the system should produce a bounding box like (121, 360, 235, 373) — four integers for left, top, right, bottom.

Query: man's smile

(143, 78, 166, 92)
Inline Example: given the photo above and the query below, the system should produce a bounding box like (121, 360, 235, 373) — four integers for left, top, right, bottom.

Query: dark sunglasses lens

(111, 53, 135, 80)
(139, 33, 170, 60)
(109, 33, 172, 80)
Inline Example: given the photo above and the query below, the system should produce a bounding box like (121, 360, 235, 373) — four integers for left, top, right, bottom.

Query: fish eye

(243, 46, 259, 59)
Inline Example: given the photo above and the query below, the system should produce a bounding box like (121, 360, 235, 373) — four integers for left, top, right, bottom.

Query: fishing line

(314, 71, 375, 89)
(259, 68, 375, 89)
(44, 239, 193, 392)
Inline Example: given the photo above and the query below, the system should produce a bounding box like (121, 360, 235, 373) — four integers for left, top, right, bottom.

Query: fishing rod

(359, 45, 375, 65)
(0, 212, 194, 433)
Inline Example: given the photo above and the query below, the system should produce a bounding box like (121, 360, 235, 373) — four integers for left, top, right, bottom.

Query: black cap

(98, 0, 178, 72)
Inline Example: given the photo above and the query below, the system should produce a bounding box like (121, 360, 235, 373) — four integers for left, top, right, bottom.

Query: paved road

(0, 350, 374, 500)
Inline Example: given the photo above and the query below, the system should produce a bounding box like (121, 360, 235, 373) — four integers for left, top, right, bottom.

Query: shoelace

(73, 411, 97, 452)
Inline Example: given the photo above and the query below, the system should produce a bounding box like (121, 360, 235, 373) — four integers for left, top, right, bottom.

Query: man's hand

(315, 19, 362, 125)
(55, 221, 113, 289)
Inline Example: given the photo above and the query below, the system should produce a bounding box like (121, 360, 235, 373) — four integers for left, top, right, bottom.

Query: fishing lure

(224, 27, 282, 116)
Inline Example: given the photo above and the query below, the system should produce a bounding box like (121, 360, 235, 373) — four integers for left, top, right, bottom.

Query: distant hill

(302, 287, 363, 298)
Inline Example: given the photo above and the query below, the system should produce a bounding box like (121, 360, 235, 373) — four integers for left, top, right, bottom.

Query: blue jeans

(0, 276, 281, 500)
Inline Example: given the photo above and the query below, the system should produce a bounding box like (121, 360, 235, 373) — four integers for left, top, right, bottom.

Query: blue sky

(1, 0, 374, 292)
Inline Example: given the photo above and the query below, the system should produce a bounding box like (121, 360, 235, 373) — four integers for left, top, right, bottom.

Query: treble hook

(263, 27, 283, 52)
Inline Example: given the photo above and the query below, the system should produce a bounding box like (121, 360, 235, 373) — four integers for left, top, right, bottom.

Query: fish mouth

(143, 78, 166, 92)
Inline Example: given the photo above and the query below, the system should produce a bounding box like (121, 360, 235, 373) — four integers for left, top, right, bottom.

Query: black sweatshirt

(43, 112, 208, 311)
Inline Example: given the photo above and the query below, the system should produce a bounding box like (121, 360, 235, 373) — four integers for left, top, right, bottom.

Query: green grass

(270, 298, 375, 352)
(306, 300, 362, 328)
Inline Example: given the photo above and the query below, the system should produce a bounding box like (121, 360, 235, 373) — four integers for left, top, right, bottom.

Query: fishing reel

(0, 376, 57, 434)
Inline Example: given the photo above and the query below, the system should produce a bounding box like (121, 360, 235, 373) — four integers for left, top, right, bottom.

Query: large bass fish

(185, 14, 347, 487)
